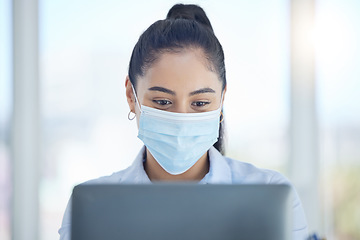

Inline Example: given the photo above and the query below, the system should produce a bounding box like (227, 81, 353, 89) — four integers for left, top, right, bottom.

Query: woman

(59, 4, 308, 239)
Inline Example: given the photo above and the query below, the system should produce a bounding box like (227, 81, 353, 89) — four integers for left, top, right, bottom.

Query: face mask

(132, 86, 222, 175)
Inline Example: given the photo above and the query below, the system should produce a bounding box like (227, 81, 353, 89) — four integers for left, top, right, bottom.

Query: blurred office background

(0, 0, 359, 239)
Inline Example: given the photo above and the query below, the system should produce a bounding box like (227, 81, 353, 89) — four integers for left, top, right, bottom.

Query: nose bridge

(173, 97, 189, 113)
(174, 102, 188, 113)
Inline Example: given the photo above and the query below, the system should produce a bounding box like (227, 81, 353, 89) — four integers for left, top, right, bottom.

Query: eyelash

(153, 99, 172, 106)
(152, 100, 211, 108)
(191, 101, 210, 107)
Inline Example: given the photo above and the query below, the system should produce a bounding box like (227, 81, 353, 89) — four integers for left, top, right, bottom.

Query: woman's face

(126, 48, 225, 121)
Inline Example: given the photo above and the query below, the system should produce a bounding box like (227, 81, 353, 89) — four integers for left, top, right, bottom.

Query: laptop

(71, 184, 292, 240)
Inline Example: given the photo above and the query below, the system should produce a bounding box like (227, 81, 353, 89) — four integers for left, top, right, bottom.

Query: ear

(125, 76, 135, 113)
(221, 85, 227, 104)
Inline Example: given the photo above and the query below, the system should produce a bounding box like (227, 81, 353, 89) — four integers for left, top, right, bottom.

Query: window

(316, 0, 360, 238)
(8, 0, 357, 239)
(0, 0, 12, 239)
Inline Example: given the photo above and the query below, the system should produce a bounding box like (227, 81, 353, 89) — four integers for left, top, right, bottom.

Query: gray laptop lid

(71, 184, 292, 240)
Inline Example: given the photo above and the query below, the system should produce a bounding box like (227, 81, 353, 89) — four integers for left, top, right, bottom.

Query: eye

(153, 99, 172, 106)
(191, 101, 210, 107)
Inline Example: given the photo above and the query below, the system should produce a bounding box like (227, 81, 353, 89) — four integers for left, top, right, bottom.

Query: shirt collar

(122, 146, 232, 184)
(121, 146, 152, 184)
(199, 146, 232, 184)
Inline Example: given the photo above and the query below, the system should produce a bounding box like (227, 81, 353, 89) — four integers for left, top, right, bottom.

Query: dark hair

(128, 4, 226, 154)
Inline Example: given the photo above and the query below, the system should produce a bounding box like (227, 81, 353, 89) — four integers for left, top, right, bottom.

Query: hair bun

(166, 4, 213, 31)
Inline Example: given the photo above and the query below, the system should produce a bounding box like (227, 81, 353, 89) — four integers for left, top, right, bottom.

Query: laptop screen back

(71, 184, 292, 240)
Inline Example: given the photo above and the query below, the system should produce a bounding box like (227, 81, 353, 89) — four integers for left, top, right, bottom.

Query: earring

(128, 111, 136, 120)
(220, 111, 224, 123)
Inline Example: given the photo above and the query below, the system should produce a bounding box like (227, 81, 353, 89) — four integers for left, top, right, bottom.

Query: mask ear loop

(131, 84, 142, 112)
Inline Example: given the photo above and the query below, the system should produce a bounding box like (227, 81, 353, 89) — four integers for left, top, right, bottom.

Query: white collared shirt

(59, 146, 308, 240)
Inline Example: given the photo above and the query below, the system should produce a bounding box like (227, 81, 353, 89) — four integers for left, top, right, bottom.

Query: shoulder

(208, 147, 290, 185)
(223, 156, 308, 236)
(82, 169, 127, 184)
(224, 156, 291, 185)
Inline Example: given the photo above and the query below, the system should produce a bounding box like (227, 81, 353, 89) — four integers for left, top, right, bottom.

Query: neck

(144, 148, 210, 182)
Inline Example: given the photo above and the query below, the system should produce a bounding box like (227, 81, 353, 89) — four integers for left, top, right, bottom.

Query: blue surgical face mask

(132, 85, 222, 175)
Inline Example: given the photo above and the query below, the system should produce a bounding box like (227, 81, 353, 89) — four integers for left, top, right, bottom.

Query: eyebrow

(148, 86, 176, 95)
(189, 88, 216, 96)
(148, 86, 216, 96)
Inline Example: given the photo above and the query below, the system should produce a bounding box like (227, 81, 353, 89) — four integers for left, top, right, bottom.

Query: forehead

(137, 48, 222, 93)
